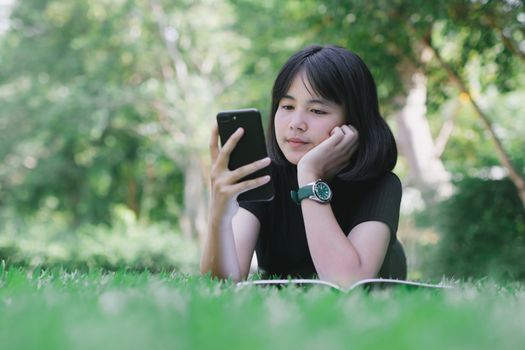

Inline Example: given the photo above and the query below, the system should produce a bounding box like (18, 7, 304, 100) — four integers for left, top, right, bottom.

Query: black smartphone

(216, 108, 274, 202)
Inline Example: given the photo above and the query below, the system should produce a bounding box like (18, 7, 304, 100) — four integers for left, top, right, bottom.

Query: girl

(201, 45, 406, 289)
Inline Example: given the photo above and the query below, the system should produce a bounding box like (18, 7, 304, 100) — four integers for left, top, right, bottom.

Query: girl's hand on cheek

(297, 125, 358, 184)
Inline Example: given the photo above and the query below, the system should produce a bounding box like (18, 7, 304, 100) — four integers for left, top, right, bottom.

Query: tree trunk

(424, 39, 525, 209)
(394, 60, 453, 205)
(180, 154, 208, 245)
(126, 178, 140, 219)
(150, 0, 210, 243)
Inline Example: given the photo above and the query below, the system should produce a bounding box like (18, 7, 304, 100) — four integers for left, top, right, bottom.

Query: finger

(336, 137, 358, 154)
(340, 124, 358, 140)
(210, 124, 220, 162)
(216, 128, 244, 166)
(230, 157, 271, 182)
(339, 125, 359, 148)
(330, 126, 341, 136)
(326, 126, 344, 146)
(333, 126, 346, 136)
(229, 175, 271, 196)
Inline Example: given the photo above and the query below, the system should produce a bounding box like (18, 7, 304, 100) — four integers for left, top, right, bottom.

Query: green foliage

(420, 176, 525, 280)
(442, 0, 524, 93)
(229, 0, 525, 129)
(0, 0, 178, 225)
(1, 0, 524, 274)
(0, 0, 242, 227)
(0, 212, 198, 272)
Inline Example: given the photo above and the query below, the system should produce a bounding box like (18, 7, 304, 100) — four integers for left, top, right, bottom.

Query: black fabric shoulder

(342, 172, 402, 244)
(239, 199, 268, 224)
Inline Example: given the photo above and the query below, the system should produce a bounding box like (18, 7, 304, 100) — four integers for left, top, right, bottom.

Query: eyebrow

(281, 94, 332, 106)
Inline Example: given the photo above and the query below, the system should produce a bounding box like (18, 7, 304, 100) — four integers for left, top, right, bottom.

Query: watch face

(314, 181, 332, 202)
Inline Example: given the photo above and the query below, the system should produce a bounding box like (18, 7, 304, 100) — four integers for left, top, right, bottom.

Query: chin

(283, 153, 302, 165)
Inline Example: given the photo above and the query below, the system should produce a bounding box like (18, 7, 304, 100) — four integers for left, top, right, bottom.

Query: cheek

(314, 120, 340, 140)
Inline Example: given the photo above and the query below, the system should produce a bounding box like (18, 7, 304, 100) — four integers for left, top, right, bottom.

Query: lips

(286, 138, 309, 148)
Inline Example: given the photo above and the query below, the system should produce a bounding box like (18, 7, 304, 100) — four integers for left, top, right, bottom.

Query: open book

(236, 278, 454, 292)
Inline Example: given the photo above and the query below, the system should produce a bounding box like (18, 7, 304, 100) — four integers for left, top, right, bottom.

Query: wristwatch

(290, 179, 332, 204)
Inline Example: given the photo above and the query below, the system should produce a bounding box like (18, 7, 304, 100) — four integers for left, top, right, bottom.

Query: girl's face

(274, 72, 346, 165)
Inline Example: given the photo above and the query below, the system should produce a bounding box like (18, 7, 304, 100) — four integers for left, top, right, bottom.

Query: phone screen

(216, 108, 274, 202)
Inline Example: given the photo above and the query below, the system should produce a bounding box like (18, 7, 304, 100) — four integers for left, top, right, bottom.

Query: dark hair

(267, 45, 397, 180)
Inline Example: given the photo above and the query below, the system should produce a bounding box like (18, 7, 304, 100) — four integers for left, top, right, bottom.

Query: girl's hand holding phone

(297, 124, 358, 184)
(209, 124, 271, 219)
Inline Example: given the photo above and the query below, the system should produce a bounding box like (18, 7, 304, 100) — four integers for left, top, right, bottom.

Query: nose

(288, 111, 307, 132)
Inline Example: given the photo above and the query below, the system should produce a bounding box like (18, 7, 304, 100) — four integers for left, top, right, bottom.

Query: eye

(280, 104, 294, 110)
(311, 108, 327, 115)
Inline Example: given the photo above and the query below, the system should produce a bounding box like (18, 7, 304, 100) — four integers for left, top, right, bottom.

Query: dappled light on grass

(1, 268, 525, 349)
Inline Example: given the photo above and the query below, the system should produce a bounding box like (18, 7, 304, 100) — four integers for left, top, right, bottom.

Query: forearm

(200, 215, 242, 282)
(203, 123, 268, 282)
(297, 172, 366, 287)
(301, 201, 366, 288)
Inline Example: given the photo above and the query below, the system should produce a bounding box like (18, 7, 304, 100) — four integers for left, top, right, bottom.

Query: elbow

(329, 275, 360, 290)
(319, 265, 375, 290)
(200, 261, 242, 283)
(340, 269, 378, 290)
(206, 271, 243, 284)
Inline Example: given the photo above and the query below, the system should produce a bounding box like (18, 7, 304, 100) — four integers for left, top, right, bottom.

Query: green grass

(1, 266, 524, 350)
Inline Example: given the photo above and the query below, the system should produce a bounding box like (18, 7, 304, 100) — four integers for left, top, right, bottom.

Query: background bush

(419, 176, 525, 280)
(0, 208, 198, 272)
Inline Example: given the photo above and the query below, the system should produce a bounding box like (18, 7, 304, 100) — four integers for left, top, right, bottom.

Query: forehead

(284, 72, 323, 100)
(282, 72, 342, 109)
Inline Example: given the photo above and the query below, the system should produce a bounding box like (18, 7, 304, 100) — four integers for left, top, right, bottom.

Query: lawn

(0, 266, 524, 350)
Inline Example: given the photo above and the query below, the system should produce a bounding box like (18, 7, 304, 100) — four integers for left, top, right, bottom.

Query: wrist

(210, 213, 234, 233)
(298, 175, 318, 187)
(297, 168, 320, 186)
(209, 200, 237, 226)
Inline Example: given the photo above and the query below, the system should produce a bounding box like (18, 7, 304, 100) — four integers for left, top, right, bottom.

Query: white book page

(236, 278, 454, 292)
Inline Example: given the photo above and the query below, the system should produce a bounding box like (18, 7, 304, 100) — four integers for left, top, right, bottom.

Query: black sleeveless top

(240, 164, 406, 279)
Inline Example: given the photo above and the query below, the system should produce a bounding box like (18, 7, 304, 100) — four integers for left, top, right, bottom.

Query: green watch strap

(297, 185, 314, 200)
(290, 185, 314, 205)
(290, 190, 299, 204)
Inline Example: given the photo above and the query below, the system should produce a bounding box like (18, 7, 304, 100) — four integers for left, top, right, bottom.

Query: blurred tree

(1, 0, 524, 248)
(0, 0, 245, 240)
(228, 0, 525, 206)
(422, 0, 525, 207)
(147, 0, 247, 242)
(0, 0, 158, 226)
(228, 0, 453, 204)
